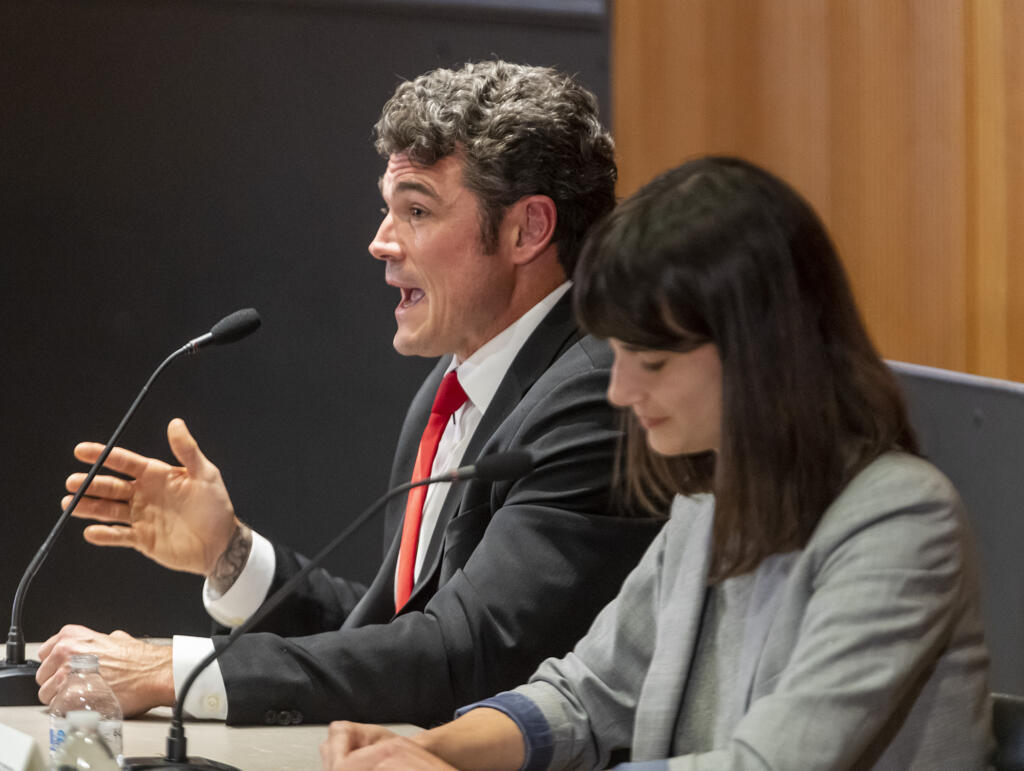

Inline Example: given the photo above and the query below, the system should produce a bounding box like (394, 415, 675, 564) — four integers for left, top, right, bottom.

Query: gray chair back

(889, 361, 1024, 694)
(993, 692, 1024, 771)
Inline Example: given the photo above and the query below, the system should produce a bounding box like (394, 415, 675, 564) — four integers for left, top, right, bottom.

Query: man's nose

(369, 214, 400, 261)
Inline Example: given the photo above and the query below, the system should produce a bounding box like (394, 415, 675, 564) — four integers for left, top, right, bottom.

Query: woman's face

(607, 339, 723, 456)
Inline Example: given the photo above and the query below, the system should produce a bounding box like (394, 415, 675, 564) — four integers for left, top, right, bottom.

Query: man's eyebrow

(392, 180, 441, 200)
(376, 176, 443, 204)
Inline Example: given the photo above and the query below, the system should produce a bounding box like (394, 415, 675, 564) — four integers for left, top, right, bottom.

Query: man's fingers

(166, 418, 212, 476)
(72, 442, 106, 464)
(36, 625, 76, 661)
(35, 625, 94, 691)
(74, 442, 159, 480)
(35, 638, 69, 687)
(65, 472, 133, 501)
(67, 496, 131, 524)
(82, 524, 138, 548)
(37, 668, 65, 705)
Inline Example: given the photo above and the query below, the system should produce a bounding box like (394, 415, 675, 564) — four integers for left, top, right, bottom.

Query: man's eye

(409, 206, 427, 218)
(640, 359, 666, 372)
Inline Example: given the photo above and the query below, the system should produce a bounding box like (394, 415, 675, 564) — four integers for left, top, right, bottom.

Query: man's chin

(392, 331, 443, 359)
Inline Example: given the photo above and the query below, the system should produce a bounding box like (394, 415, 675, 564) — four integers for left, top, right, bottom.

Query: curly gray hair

(374, 60, 617, 274)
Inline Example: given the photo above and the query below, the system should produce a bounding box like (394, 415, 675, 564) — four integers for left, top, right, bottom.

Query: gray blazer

(516, 452, 993, 769)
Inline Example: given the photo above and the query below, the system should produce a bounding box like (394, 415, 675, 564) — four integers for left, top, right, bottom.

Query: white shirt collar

(450, 281, 572, 416)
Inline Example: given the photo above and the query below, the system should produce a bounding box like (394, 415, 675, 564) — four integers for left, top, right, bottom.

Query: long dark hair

(575, 157, 918, 581)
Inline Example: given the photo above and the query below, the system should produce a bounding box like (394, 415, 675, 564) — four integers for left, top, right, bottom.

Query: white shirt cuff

(202, 529, 276, 628)
(172, 636, 228, 720)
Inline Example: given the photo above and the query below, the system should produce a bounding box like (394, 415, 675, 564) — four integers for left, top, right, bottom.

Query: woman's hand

(320, 722, 457, 770)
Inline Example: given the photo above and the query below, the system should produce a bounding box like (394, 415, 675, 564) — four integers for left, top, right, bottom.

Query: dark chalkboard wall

(0, 0, 610, 640)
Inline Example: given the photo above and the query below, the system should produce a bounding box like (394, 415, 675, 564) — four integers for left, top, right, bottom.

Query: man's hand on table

(36, 624, 175, 716)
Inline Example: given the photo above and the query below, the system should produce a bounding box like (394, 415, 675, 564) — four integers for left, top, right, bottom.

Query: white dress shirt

(173, 282, 572, 719)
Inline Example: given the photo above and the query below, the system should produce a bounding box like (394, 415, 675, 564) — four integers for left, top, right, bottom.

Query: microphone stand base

(123, 757, 240, 771)
(0, 660, 41, 706)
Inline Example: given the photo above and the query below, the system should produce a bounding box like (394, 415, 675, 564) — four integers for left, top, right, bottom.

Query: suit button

(276, 710, 292, 725)
(263, 710, 277, 725)
(290, 711, 304, 725)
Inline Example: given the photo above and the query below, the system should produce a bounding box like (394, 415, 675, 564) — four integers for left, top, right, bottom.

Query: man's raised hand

(64, 418, 240, 577)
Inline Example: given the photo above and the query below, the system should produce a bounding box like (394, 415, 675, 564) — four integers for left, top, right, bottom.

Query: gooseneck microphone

(186, 308, 261, 352)
(123, 449, 534, 771)
(0, 309, 262, 706)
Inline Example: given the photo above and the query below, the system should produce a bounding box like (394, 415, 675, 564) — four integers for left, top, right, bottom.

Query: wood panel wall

(612, 0, 1023, 379)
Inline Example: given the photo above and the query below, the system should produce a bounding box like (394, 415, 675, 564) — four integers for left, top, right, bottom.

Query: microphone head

(209, 308, 261, 345)
(470, 451, 534, 482)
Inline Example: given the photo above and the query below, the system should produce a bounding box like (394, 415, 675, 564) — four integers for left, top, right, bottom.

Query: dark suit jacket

(213, 294, 663, 726)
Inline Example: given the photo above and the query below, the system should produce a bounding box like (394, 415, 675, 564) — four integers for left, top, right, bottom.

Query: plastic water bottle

(48, 653, 124, 765)
(52, 709, 120, 770)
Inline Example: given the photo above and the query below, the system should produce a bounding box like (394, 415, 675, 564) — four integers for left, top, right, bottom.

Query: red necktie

(395, 370, 468, 610)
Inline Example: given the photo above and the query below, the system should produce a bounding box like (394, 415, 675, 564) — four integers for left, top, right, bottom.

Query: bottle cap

(67, 709, 101, 730)
(69, 653, 100, 671)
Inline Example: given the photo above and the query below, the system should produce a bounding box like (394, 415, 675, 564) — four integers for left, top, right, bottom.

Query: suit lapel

(345, 358, 450, 627)
(407, 293, 582, 607)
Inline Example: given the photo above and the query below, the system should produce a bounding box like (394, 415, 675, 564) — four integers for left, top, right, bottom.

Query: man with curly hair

(37, 61, 661, 726)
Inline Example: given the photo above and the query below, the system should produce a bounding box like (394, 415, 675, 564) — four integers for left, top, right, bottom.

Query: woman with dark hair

(321, 157, 992, 770)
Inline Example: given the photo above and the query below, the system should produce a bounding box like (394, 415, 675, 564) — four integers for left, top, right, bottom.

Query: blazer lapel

(632, 497, 715, 761)
(407, 293, 583, 607)
(735, 551, 798, 711)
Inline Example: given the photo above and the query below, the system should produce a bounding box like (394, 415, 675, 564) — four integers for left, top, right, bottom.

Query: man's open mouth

(400, 287, 425, 308)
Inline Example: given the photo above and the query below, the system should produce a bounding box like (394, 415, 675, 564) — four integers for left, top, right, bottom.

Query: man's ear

(506, 195, 557, 265)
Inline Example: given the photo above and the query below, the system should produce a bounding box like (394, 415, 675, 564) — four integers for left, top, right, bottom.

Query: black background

(1, 0, 610, 641)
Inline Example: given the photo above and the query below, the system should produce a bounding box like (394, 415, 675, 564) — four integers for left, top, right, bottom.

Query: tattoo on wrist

(208, 523, 253, 598)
